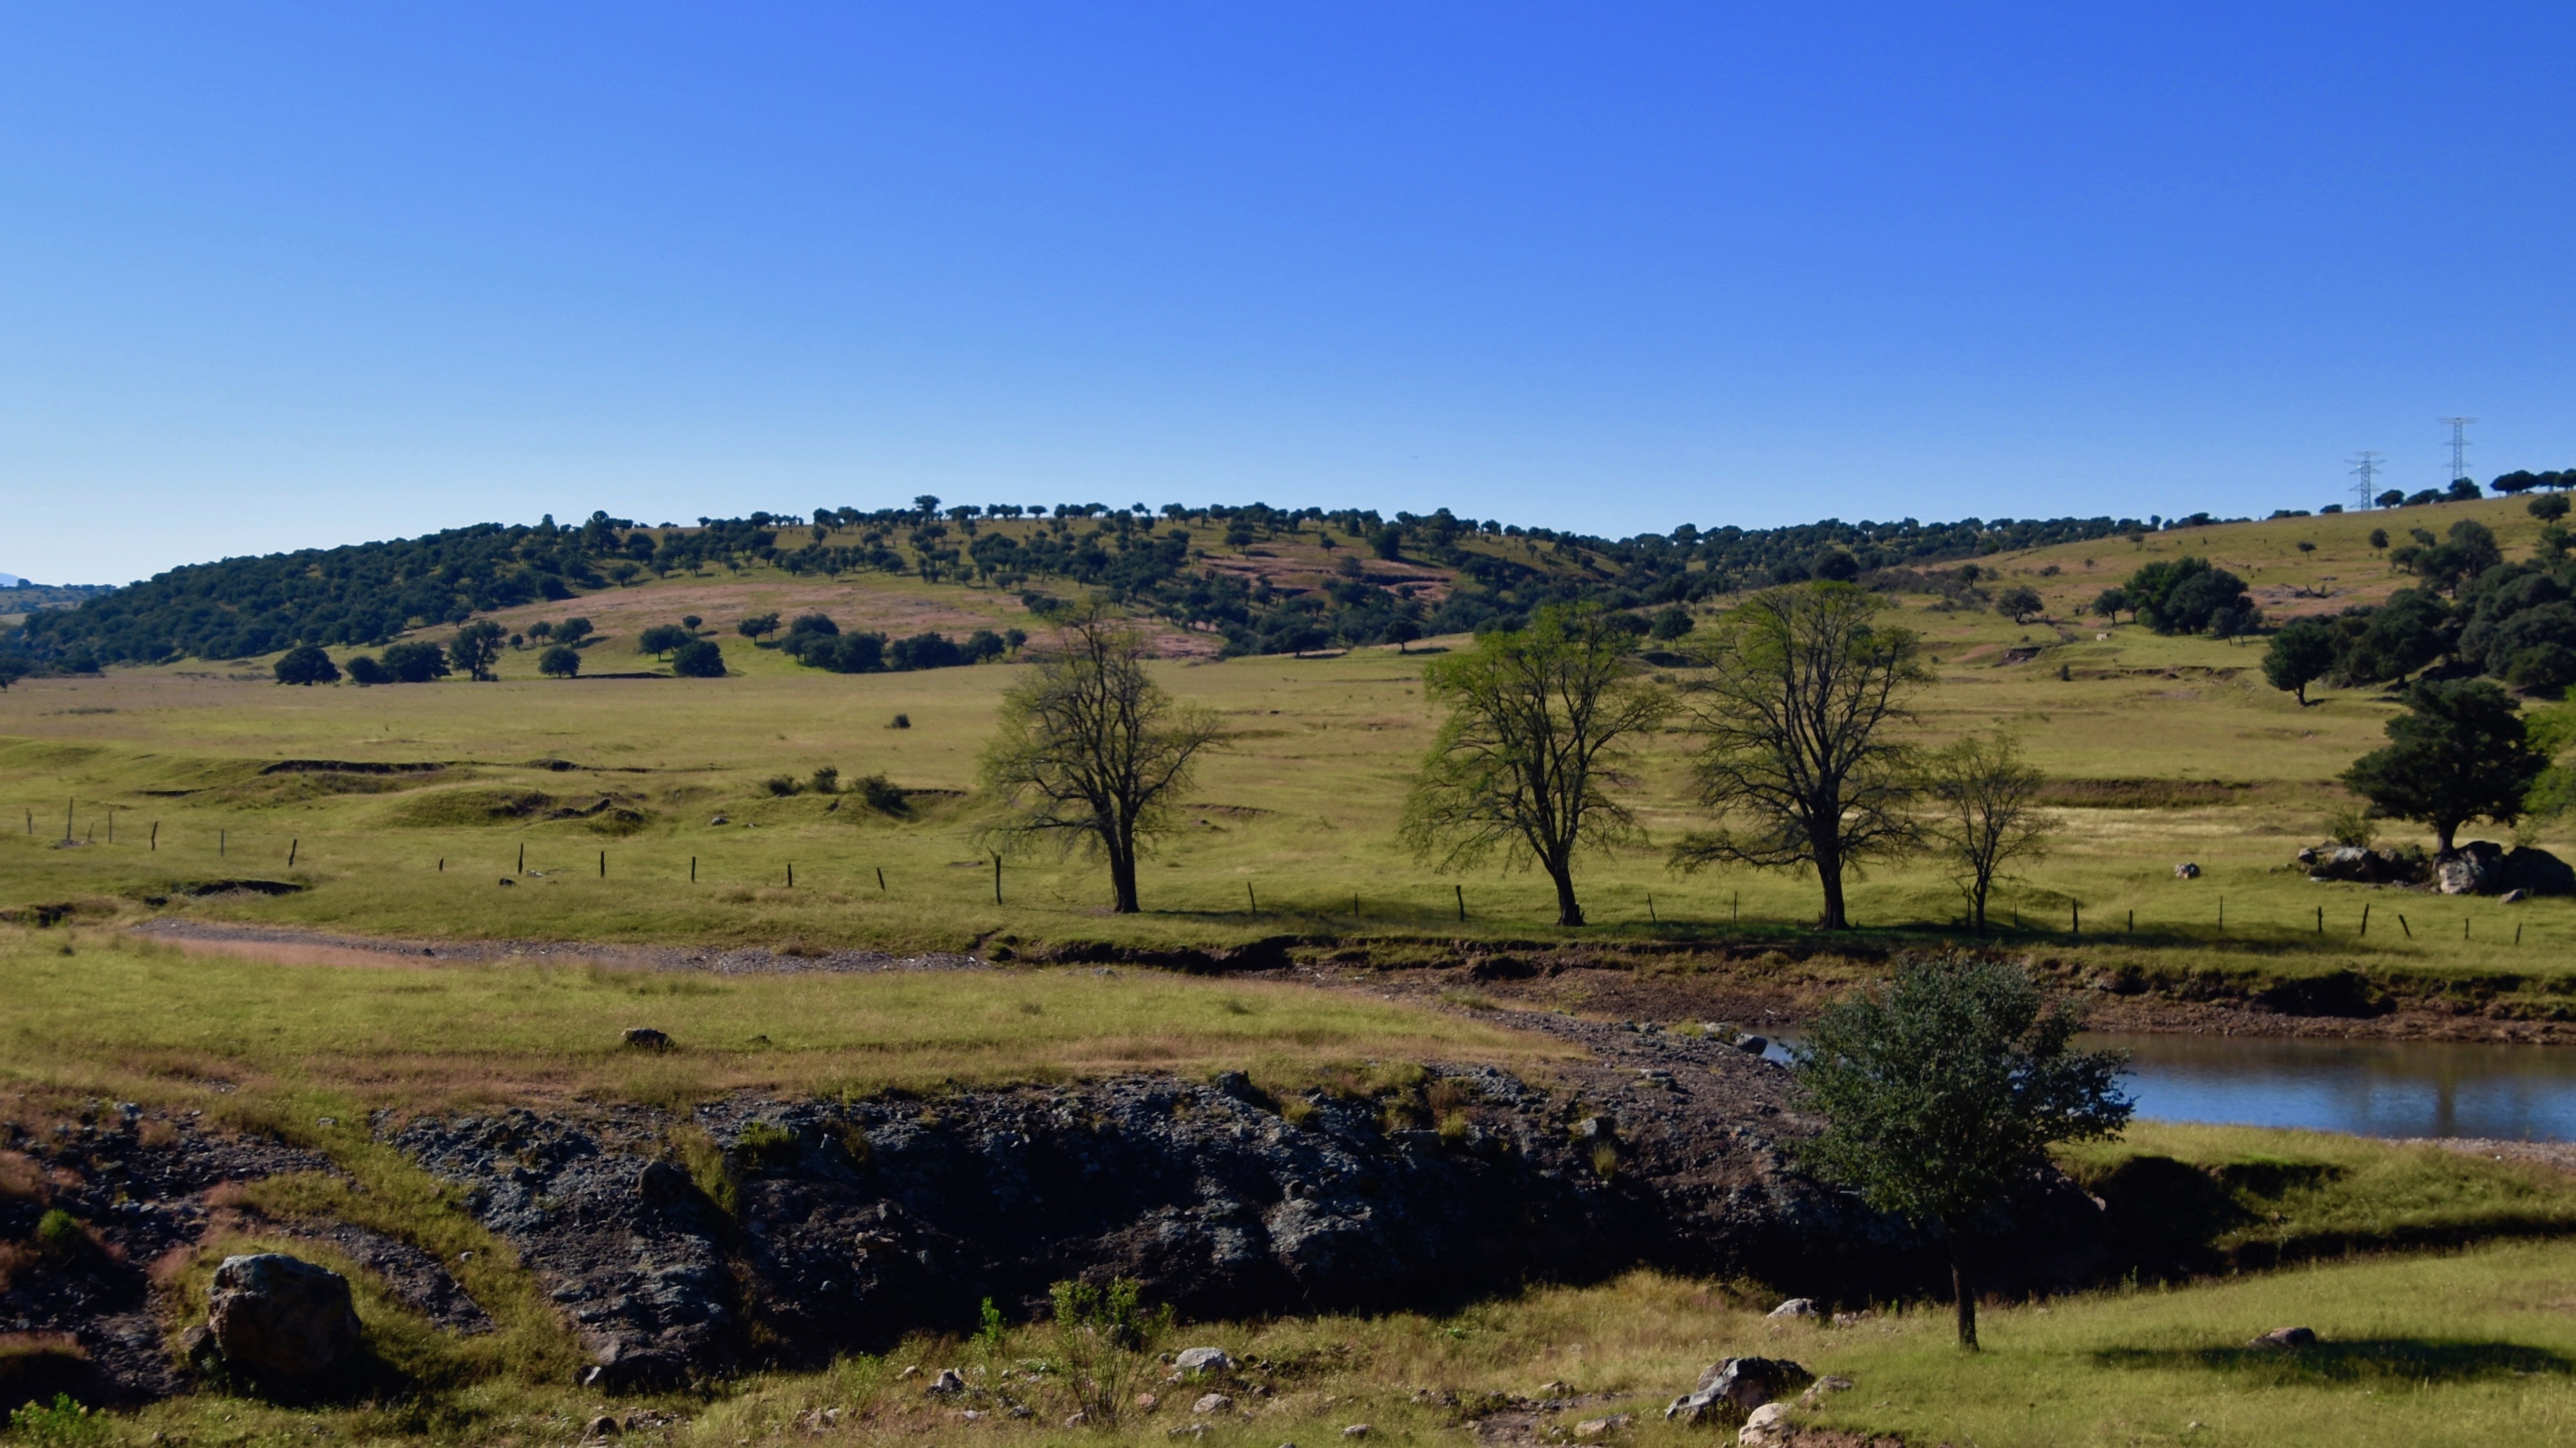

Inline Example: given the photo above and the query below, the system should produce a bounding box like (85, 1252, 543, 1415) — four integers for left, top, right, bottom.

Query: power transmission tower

(2349, 450, 2385, 510)
(2439, 417, 2477, 482)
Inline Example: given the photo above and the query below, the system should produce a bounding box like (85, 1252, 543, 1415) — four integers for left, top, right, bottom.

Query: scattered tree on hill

(977, 608, 1223, 914)
(1649, 605, 1694, 641)
(1670, 583, 1929, 930)
(273, 644, 340, 686)
(380, 641, 451, 683)
(670, 639, 727, 677)
(637, 623, 693, 658)
(449, 621, 506, 681)
(681, 614, 703, 632)
(2342, 679, 2550, 852)
(1993, 585, 2043, 625)
(2122, 557, 2258, 637)
(0, 655, 28, 690)
(538, 644, 582, 678)
(2334, 587, 2451, 683)
(2533, 494, 2573, 523)
(2389, 520, 2503, 596)
(1792, 955, 2132, 1349)
(556, 617, 594, 644)
(1814, 549, 1862, 583)
(737, 612, 782, 641)
(1917, 733, 2056, 933)
(1383, 618, 1423, 653)
(345, 655, 390, 685)
(2261, 618, 2339, 705)
(2369, 527, 2390, 550)
(2088, 587, 2130, 623)
(1401, 605, 1672, 927)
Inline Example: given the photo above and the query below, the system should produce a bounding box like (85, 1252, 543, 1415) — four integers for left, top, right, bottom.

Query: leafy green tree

(555, 617, 594, 644)
(381, 641, 451, 683)
(2369, 527, 2390, 550)
(1993, 585, 2043, 625)
(2337, 588, 2451, 683)
(345, 655, 389, 685)
(2261, 617, 2339, 705)
(978, 608, 1223, 913)
(273, 644, 340, 686)
(1649, 605, 1695, 641)
(670, 639, 727, 677)
(1401, 605, 1672, 926)
(736, 612, 782, 641)
(1383, 617, 1423, 652)
(1792, 955, 2131, 1348)
(1671, 583, 1928, 930)
(2342, 679, 2550, 852)
(538, 644, 582, 678)
(2124, 557, 2257, 635)
(636, 623, 692, 657)
(0, 655, 32, 690)
(681, 614, 703, 632)
(449, 621, 506, 681)
(2088, 587, 2129, 622)
(1918, 733, 2056, 933)
(2531, 494, 2571, 523)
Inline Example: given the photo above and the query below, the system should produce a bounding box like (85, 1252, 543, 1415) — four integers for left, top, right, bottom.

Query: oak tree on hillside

(1401, 605, 1671, 927)
(1794, 955, 2132, 1349)
(273, 644, 340, 686)
(449, 621, 506, 681)
(1993, 585, 2043, 625)
(2342, 679, 2549, 852)
(2262, 618, 2340, 706)
(1670, 583, 1928, 930)
(538, 644, 582, 678)
(978, 608, 1222, 914)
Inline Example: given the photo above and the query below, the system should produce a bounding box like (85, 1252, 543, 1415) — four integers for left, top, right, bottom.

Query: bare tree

(1401, 605, 1671, 926)
(977, 608, 1221, 913)
(1670, 583, 1929, 930)
(1920, 731, 2057, 932)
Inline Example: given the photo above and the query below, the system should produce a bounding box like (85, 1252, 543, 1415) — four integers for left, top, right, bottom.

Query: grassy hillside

(1, 494, 2573, 1017)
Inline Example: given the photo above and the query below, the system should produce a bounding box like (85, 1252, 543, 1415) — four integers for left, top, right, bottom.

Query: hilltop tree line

(7, 496, 2168, 671)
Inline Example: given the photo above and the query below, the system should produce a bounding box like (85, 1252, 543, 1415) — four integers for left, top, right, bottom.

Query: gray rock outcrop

(2432, 842, 2573, 897)
(1665, 1357, 1812, 1425)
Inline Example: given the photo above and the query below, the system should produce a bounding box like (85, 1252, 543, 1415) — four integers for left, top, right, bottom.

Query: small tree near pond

(1794, 955, 2132, 1349)
(2342, 678, 2548, 852)
(1918, 732, 2056, 933)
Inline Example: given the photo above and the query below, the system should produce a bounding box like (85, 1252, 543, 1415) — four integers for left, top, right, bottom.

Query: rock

(1537, 1380, 1572, 1397)
(497, 877, 515, 887)
(1174, 1346, 1233, 1375)
(1665, 1358, 1812, 1425)
(1340, 1426, 1372, 1439)
(1795, 1377, 1852, 1409)
(2251, 1326, 2316, 1348)
(898, 1364, 922, 1379)
(1065, 1414, 1089, 1428)
(1736, 1403, 1792, 1447)
(1573, 1414, 1633, 1438)
(2304, 845, 2427, 885)
(1571, 1115, 1616, 1142)
(205, 1253, 363, 1381)
(1192, 1393, 1235, 1415)
(623, 1027, 672, 1050)
(2503, 889, 2529, 904)
(709, 814, 728, 825)
(929, 1368, 967, 1395)
(2502, 847, 2576, 898)
(1733, 1035, 1769, 1055)
(1765, 1298, 1819, 1320)
(583, 1414, 621, 1440)
(2174, 862, 2201, 879)
(2438, 842, 2506, 895)
(1137, 1393, 1161, 1412)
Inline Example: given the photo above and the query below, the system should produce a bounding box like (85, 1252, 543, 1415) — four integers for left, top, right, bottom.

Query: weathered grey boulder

(1665, 1357, 1811, 1425)
(205, 1254, 362, 1380)
(1173, 1346, 1233, 1375)
(2437, 842, 2506, 895)
(2251, 1326, 2316, 1348)
(623, 1027, 672, 1049)
(1765, 1298, 1818, 1320)
(2300, 845, 2427, 885)
(1736, 1404, 1792, 1447)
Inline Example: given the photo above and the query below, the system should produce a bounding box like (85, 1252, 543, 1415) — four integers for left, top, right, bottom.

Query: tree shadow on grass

(2094, 1338, 2575, 1386)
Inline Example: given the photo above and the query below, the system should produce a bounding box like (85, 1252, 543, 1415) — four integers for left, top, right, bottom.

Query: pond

(2088, 1031, 2576, 1142)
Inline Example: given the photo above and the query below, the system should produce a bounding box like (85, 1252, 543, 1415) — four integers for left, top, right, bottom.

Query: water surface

(2088, 1031, 2576, 1142)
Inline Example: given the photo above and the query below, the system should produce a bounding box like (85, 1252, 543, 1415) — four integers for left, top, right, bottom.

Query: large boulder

(2437, 842, 2506, 896)
(205, 1254, 362, 1380)
(1665, 1357, 1811, 1426)
(2501, 847, 2576, 898)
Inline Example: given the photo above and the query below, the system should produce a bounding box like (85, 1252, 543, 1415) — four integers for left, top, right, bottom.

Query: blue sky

(7, 4, 2576, 583)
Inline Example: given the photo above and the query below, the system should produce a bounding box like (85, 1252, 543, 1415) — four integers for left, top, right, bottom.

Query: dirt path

(129, 917, 985, 975)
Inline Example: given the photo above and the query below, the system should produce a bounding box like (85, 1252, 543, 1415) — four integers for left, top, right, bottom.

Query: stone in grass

(205, 1253, 363, 1381)
(622, 1027, 672, 1050)
(1765, 1297, 1819, 1320)
(1193, 1393, 1235, 1415)
(1341, 1425, 1374, 1438)
(1573, 1413, 1633, 1438)
(1795, 1377, 1853, 1409)
(1665, 1357, 1811, 1425)
(1174, 1346, 1233, 1375)
(1736, 1403, 1792, 1447)
(583, 1415, 621, 1440)
(2251, 1326, 2316, 1348)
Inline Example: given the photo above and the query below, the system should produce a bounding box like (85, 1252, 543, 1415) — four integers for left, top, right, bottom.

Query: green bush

(34, 1208, 82, 1255)
(857, 775, 909, 816)
(6, 1394, 102, 1447)
(537, 644, 582, 679)
(671, 639, 727, 677)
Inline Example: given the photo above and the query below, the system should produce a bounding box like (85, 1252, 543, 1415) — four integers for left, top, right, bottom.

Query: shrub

(34, 1208, 82, 1254)
(637, 623, 692, 657)
(764, 775, 800, 797)
(670, 639, 727, 677)
(345, 654, 390, 685)
(810, 766, 840, 795)
(889, 713, 911, 729)
(2324, 804, 2378, 849)
(538, 644, 582, 678)
(1649, 605, 1694, 640)
(857, 774, 909, 815)
(380, 640, 451, 683)
(6, 1394, 102, 1447)
(2533, 494, 2572, 522)
(556, 617, 594, 644)
(736, 612, 782, 640)
(2509, 643, 2576, 697)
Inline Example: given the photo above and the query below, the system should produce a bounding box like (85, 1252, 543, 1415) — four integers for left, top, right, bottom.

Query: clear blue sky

(8, 4, 2576, 583)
